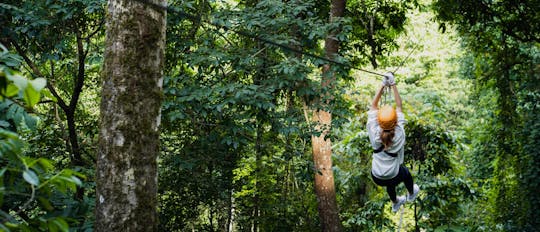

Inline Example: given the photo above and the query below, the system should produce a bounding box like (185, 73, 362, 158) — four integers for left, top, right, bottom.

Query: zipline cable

(392, 43, 419, 74)
(129, 2, 417, 231)
(130, 0, 388, 77)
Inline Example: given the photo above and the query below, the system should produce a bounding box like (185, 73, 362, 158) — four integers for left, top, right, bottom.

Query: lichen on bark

(96, 0, 166, 231)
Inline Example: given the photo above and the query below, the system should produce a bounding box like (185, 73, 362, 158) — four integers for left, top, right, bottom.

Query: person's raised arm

(384, 72, 402, 113)
(370, 84, 386, 111)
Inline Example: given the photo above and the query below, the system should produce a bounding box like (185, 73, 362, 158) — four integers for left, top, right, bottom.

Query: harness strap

(373, 146, 398, 157)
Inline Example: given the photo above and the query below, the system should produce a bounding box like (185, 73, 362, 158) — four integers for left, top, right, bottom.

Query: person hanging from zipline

(367, 72, 420, 212)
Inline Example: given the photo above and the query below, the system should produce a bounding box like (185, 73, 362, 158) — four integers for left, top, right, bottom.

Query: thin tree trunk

(311, 0, 345, 230)
(252, 106, 264, 232)
(312, 109, 340, 232)
(95, 0, 166, 231)
(66, 110, 85, 201)
(414, 163, 420, 232)
(68, 31, 87, 168)
(251, 40, 267, 232)
(228, 189, 235, 232)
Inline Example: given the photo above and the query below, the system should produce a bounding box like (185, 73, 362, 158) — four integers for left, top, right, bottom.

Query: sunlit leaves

(161, 0, 332, 229)
(0, 43, 82, 231)
(0, 49, 49, 133)
(432, 0, 540, 44)
(0, 44, 22, 68)
(1, 45, 51, 109)
(433, 0, 540, 229)
(344, 0, 417, 68)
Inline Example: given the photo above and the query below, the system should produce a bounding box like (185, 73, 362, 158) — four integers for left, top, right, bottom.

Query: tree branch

(84, 18, 105, 41)
(6, 38, 68, 111)
(69, 29, 86, 113)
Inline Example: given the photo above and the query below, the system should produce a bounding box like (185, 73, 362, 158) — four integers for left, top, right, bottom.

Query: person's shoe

(391, 196, 406, 212)
(407, 184, 420, 202)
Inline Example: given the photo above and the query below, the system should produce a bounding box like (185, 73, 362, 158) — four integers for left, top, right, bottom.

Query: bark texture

(96, 0, 166, 231)
(312, 110, 341, 232)
(312, 0, 345, 230)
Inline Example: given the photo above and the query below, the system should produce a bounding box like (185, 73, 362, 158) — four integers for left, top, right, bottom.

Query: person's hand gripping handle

(383, 72, 395, 86)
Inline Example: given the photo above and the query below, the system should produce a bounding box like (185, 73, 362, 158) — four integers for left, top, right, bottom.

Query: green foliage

(0, 45, 44, 132)
(159, 0, 335, 230)
(405, 119, 474, 230)
(1, 0, 104, 229)
(0, 132, 85, 231)
(345, 0, 419, 68)
(3, 0, 537, 230)
(433, 0, 540, 230)
(0, 48, 47, 128)
(432, 0, 540, 44)
(0, 0, 105, 59)
(1, 47, 85, 231)
(159, 0, 435, 230)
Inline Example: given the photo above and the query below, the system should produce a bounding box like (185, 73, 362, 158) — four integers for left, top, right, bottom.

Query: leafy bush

(1, 44, 85, 232)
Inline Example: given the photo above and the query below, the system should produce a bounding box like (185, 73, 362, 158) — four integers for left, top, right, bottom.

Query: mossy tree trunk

(311, 0, 344, 230)
(96, 0, 166, 231)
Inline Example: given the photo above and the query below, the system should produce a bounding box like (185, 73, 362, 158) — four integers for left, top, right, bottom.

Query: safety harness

(373, 145, 398, 157)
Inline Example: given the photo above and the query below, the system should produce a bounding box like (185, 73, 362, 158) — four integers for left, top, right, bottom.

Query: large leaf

(23, 169, 40, 186)
(0, 120, 9, 128)
(29, 78, 46, 92)
(4, 84, 19, 97)
(48, 217, 69, 232)
(23, 83, 40, 107)
(41, 88, 57, 102)
(6, 74, 27, 90)
(24, 114, 38, 130)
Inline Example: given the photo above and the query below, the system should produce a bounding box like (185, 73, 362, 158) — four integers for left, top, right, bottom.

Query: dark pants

(371, 165, 414, 202)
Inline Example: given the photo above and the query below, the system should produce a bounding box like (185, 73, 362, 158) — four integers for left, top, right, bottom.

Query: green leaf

(0, 120, 9, 128)
(4, 84, 19, 97)
(0, 222, 12, 232)
(48, 220, 59, 232)
(41, 89, 57, 102)
(37, 158, 54, 171)
(7, 74, 27, 90)
(24, 114, 38, 130)
(23, 169, 40, 186)
(29, 78, 46, 92)
(6, 103, 20, 121)
(23, 84, 40, 107)
(51, 218, 69, 232)
(2, 55, 22, 67)
(70, 176, 82, 186)
(0, 129, 18, 139)
(38, 197, 54, 211)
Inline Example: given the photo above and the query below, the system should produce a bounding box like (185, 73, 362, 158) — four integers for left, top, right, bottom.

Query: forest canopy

(0, 0, 538, 231)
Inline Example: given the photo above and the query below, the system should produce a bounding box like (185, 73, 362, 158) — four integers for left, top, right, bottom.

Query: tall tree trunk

(312, 0, 345, 231)
(312, 108, 340, 232)
(96, 0, 166, 231)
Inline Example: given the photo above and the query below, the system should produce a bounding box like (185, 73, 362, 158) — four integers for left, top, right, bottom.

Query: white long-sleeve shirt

(366, 109, 407, 180)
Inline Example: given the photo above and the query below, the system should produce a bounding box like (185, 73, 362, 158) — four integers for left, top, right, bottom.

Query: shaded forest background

(0, 0, 539, 231)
